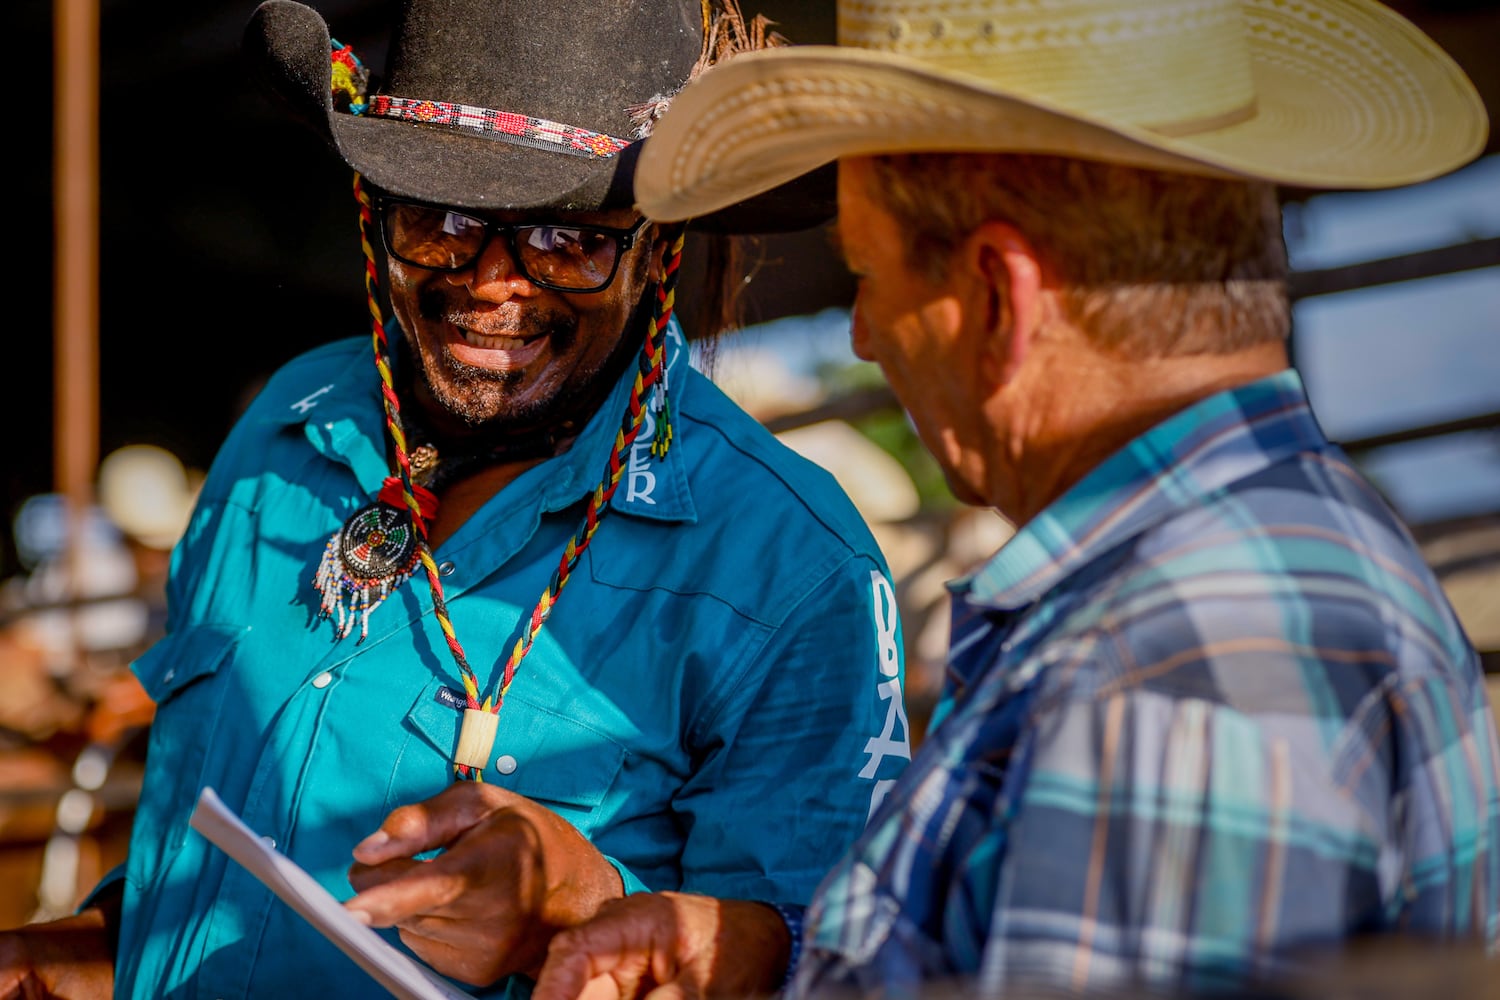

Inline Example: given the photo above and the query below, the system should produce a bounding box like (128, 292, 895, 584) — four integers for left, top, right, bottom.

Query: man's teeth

(461, 328, 530, 350)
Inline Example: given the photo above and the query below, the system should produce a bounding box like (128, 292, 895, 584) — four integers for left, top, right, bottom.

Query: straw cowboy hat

(634, 0, 1488, 223)
(242, 0, 832, 231)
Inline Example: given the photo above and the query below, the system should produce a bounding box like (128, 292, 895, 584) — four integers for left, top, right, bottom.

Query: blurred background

(2, 0, 1497, 942)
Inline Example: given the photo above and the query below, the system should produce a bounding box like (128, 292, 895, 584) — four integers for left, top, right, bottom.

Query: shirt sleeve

(983, 682, 1394, 995)
(77, 862, 127, 914)
(669, 553, 911, 905)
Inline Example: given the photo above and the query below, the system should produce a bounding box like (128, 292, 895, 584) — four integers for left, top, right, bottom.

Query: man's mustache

(416, 288, 575, 343)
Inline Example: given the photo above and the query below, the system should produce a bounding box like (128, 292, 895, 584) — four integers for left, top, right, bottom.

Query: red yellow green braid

(354, 174, 478, 694)
(352, 171, 685, 781)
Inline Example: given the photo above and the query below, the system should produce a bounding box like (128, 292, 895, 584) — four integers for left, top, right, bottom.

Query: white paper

(189, 786, 477, 1000)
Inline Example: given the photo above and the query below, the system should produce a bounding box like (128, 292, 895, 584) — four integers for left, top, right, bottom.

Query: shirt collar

(958, 368, 1325, 610)
(271, 343, 391, 495)
(542, 314, 697, 524)
(275, 315, 699, 525)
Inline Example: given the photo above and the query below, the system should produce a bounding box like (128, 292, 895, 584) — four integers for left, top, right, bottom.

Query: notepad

(189, 786, 477, 1000)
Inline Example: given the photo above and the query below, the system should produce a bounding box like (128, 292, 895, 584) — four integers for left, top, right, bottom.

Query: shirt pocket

(395, 681, 626, 837)
(126, 623, 245, 890)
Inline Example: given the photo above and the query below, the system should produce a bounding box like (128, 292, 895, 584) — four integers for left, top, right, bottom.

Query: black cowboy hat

(242, 0, 834, 233)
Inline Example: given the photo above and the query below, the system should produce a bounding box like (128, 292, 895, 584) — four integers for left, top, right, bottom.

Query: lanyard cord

(352, 172, 685, 780)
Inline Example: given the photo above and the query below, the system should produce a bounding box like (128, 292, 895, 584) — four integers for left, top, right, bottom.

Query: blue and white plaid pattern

(794, 370, 1500, 998)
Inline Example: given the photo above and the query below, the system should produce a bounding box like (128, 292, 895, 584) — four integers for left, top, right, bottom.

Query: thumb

(352, 782, 513, 864)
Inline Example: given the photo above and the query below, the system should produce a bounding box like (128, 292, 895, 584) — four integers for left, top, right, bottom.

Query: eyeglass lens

(383, 203, 622, 290)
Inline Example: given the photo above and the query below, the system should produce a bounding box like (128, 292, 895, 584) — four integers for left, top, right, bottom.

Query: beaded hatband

(331, 38, 632, 159)
(366, 95, 631, 159)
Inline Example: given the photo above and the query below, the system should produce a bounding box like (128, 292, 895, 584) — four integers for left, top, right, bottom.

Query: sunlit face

(837, 158, 989, 506)
(386, 205, 658, 431)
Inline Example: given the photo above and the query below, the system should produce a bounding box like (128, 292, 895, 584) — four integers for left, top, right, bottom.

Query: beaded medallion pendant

(313, 447, 439, 642)
(313, 492, 420, 641)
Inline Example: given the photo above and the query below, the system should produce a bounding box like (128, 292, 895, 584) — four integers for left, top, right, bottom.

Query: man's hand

(532, 892, 790, 1000)
(0, 901, 117, 1000)
(344, 782, 624, 987)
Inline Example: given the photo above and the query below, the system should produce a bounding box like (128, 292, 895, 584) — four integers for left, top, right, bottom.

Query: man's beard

(407, 287, 650, 438)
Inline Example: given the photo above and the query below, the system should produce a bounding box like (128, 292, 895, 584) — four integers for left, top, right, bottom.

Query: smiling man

(383, 201, 655, 432)
(0, 1, 910, 998)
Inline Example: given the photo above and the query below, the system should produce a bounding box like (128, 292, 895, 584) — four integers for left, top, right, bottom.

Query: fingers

(346, 856, 424, 895)
(393, 921, 511, 988)
(344, 784, 624, 984)
(344, 848, 485, 928)
(0, 915, 117, 1000)
(346, 804, 544, 928)
(352, 782, 517, 865)
(578, 975, 635, 1000)
(532, 897, 680, 1000)
(535, 894, 790, 1000)
(533, 939, 648, 1000)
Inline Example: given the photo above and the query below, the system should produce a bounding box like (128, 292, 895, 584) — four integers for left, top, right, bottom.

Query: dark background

(8, 0, 1499, 580)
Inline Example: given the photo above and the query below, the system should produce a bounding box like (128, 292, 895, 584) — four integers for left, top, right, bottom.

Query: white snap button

(495, 755, 517, 775)
(312, 672, 333, 689)
(163, 668, 176, 684)
(439, 561, 456, 576)
(261, 835, 277, 850)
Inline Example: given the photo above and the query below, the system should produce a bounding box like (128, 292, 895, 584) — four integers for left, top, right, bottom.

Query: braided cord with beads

(455, 226, 685, 780)
(354, 174, 481, 708)
(650, 244, 678, 457)
(336, 31, 686, 778)
(491, 227, 685, 711)
(354, 167, 686, 780)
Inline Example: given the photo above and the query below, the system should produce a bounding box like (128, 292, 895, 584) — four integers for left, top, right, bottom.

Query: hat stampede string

(310, 37, 684, 780)
(318, 171, 684, 782)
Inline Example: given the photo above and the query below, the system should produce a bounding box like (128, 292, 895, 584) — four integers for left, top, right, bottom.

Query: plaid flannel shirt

(794, 369, 1499, 998)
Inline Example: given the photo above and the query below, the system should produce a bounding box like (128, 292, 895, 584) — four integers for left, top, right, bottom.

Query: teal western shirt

(99, 322, 912, 998)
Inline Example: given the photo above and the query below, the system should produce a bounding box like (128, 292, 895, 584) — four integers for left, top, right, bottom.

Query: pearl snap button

(312, 672, 333, 689)
(496, 755, 518, 775)
(261, 835, 277, 850)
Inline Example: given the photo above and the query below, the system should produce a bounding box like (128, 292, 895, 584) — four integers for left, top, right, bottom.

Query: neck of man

(990, 335, 1289, 526)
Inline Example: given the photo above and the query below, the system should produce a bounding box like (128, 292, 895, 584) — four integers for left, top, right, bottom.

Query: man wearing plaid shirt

(527, 0, 1500, 995)
(785, 351, 1500, 995)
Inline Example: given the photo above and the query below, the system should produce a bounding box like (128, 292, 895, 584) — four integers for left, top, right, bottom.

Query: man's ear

(647, 224, 670, 284)
(965, 221, 1044, 388)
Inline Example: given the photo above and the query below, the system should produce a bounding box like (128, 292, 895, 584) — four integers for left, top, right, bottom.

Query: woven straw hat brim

(635, 0, 1487, 223)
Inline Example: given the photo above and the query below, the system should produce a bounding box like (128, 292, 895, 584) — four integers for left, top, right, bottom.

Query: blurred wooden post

(53, 0, 100, 646)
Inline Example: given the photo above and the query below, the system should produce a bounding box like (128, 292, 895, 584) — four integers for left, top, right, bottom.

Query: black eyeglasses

(378, 197, 651, 293)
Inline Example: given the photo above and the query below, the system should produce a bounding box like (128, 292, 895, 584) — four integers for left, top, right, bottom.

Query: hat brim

(244, 0, 834, 233)
(635, 0, 1487, 223)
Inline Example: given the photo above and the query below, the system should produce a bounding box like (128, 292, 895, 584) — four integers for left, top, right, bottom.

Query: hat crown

(383, 0, 701, 138)
(837, 0, 1256, 136)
